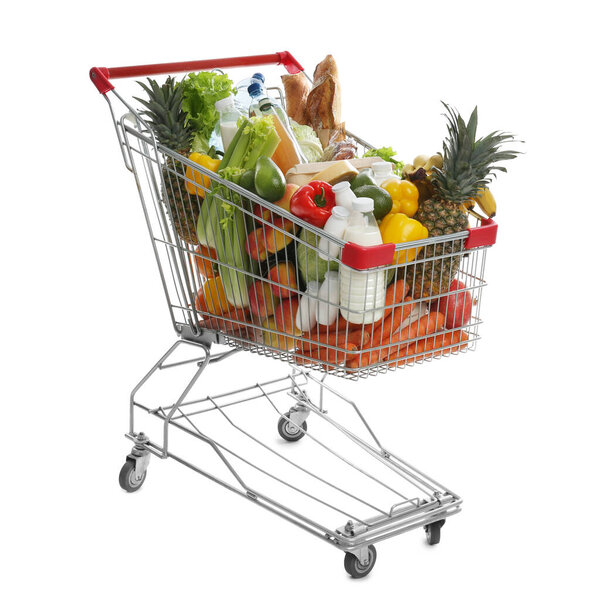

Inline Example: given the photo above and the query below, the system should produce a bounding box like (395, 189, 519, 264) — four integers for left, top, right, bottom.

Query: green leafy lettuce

(182, 72, 235, 154)
(362, 146, 404, 176)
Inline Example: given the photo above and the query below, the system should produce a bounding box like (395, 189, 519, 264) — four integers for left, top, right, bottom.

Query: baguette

(281, 72, 311, 125)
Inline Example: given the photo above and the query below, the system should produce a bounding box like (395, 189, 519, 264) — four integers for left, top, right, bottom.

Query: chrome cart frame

(91, 51, 495, 578)
(124, 339, 461, 569)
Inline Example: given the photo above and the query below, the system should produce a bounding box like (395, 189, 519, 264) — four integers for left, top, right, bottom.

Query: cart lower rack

(121, 339, 460, 577)
(92, 51, 495, 577)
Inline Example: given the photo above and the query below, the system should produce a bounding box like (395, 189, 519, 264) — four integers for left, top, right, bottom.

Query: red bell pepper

(289, 181, 336, 228)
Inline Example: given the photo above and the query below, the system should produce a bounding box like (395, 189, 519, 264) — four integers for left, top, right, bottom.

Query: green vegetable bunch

(362, 146, 404, 176)
(182, 72, 235, 154)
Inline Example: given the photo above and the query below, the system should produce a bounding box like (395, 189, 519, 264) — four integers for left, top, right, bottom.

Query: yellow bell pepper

(185, 152, 221, 198)
(381, 179, 420, 217)
(380, 213, 429, 265)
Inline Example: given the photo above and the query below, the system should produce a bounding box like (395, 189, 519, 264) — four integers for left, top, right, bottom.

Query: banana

(475, 187, 497, 218)
(413, 154, 430, 168)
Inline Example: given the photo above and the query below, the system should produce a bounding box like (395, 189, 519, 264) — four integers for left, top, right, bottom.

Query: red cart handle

(90, 51, 304, 94)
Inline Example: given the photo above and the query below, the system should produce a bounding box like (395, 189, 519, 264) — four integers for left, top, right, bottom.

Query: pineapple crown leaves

(431, 102, 522, 204)
(133, 76, 192, 152)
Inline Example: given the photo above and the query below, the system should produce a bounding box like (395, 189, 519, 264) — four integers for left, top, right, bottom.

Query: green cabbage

(297, 227, 339, 284)
(290, 120, 323, 162)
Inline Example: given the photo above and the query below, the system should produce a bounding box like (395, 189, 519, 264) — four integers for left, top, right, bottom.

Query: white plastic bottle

(372, 161, 400, 187)
(332, 181, 357, 212)
(339, 197, 386, 324)
(316, 271, 340, 326)
(295, 280, 321, 333)
(215, 96, 242, 152)
(318, 206, 350, 260)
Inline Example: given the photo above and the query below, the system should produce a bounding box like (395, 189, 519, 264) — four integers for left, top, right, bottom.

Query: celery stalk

(203, 115, 281, 307)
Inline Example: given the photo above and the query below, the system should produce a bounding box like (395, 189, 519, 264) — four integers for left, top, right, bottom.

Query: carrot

(383, 279, 409, 319)
(397, 311, 445, 344)
(297, 329, 370, 354)
(377, 311, 445, 363)
(296, 342, 358, 367)
(388, 329, 469, 365)
(347, 296, 414, 369)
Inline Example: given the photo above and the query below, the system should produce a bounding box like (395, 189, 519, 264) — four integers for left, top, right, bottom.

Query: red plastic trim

(89, 67, 114, 94)
(89, 51, 304, 93)
(276, 51, 304, 74)
(341, 242, 395, 270)
(465, 218, 498, 249)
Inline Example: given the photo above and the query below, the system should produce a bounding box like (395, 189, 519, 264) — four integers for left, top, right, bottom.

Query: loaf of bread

(306, 55, 342, 141)
(313, 55, 339, 84)
(281, 72, 311, 125)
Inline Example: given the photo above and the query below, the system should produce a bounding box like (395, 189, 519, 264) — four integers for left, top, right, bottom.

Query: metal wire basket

(91, 55, 496, 382)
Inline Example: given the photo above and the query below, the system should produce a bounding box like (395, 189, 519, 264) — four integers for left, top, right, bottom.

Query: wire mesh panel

(121, 110, 490, 381)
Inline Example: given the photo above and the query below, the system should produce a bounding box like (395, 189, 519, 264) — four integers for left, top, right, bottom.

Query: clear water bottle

(339, 197, 386, 324)
(248, 81, 306, 173)
(235, 72, 265, 115)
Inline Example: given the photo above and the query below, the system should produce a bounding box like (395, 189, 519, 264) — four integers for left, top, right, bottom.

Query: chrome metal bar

(259, 385, 414, 504)
(206, 392, 391, 520)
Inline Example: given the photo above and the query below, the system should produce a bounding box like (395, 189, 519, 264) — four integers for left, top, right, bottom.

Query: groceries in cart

(133, 54, 519, 375)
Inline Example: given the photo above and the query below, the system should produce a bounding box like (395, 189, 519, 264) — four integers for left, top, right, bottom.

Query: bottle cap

(252, 72, 265, 83)
(332, 181, 350, 193)
(214, 95, 234, 112)
(247, 81, 263, 97)
(352, 197, 374, 213)
(331, 206, 350, 219)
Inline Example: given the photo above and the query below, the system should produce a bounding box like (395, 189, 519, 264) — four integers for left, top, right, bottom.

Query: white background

(3, 1, 595, 598)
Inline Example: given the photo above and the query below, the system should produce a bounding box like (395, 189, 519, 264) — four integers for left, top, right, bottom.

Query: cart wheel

(119, 459, 147, 493)
(277, 412, 307, 442)
(344, 545, 377, 579)
(425, 519, 445, 545)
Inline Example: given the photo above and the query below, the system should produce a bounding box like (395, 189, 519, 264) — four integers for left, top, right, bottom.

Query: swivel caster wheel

(277, 412, 307, 442)
(119, 459, 147, 493)
(425, 519, 445, 545)
(344, 545, 377, 578)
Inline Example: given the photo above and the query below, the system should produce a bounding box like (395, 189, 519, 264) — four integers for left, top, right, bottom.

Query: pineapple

(405, 103, 519, 298)
(135, 77, 198, 245)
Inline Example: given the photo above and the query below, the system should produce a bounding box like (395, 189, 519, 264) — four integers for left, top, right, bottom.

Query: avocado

(353, 185, 393, 221)
(350, 168, 376, 191)
(255, 157, 286, 202)
(238, 169, 256, 193)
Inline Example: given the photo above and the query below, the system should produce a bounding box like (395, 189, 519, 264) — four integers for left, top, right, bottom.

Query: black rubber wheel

(277, 412, 307, 442)
(425, 519, 445, 545)
(344, 545, 377, 579)
(119, 459, 146, 493)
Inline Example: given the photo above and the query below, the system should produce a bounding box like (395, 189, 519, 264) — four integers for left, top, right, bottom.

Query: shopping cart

(91, 51, 497, 578)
